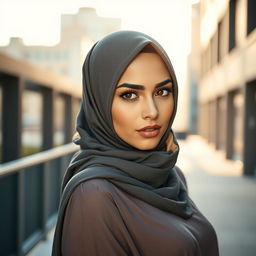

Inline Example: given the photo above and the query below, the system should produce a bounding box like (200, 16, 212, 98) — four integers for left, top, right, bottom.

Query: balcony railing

(0, 52, 81, 255)
(0, 143, 78, 256)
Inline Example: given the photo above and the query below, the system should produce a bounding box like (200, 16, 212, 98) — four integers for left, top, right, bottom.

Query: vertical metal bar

(70, 97, 77, 137)
(2, 74, 23, 255)
(2, 74, 22, 162)
(42, 87, 54, 150)
(41, 86, 54, 240)
(64, 94, 72, 144)
(17, 169, 25, 256)
(42, 161, 50, 240)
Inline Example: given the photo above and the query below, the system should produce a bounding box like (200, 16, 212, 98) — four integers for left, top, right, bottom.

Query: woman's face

(111, 52, 174, 150)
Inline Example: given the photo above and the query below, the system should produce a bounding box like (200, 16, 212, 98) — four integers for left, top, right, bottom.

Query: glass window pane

(72, 98, 81, 135)
(217, 97, 226, 150)
(54, 95, 65, 147)
(233, 93, 244, 160)
(22, 90, 42, 156)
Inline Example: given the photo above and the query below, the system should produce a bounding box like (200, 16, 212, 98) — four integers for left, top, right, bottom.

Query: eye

(120, 91, 138, 101)
(155, 88, 172, 97)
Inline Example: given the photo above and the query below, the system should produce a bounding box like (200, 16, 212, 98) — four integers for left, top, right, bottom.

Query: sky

(0, 0, 193, 50)
(0, 0, 196, 88)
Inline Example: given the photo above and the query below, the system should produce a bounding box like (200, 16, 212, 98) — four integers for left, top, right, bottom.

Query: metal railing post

(17, 169, 25, 256)
(64, 94, 72, 144)
(42, 88, 54, 150)
(42, 160, 51, 240)
(2, 74, 23, 162)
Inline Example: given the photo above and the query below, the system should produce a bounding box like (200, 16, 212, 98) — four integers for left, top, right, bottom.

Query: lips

(137, 125, 161, 138)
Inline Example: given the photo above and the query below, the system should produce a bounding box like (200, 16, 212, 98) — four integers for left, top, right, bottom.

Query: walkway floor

(177, 136, 256, 256)
(27, 229, 54, 256)
(28, 135, 256, 256)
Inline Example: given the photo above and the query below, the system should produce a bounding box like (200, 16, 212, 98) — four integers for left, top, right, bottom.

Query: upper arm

(61, 179, 137, 256)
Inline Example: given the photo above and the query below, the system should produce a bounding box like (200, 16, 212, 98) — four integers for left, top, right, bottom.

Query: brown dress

(61, 179, 219, 256)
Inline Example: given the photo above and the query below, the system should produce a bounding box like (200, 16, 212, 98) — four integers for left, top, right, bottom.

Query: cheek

(111, 100, 136, 133)
(158, 97, 174, 123)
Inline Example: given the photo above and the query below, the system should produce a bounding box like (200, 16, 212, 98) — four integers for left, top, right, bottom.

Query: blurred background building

(189, 0, 256, 175)
(0, 7, 120, 161)
(0, 2, 192, 154)
(187, 1, 201, 135)
(0, 7, 121, 84)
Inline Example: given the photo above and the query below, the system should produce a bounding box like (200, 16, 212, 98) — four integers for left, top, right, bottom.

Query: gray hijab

(52, 30, 193, 255)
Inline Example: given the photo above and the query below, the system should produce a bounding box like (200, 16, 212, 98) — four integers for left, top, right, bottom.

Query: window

(22, 90, 43, 156)
(229, 0, 237, 51)
(218, 11, 229, 62)
(216, 97, 226, 150)
(232, 92, 244, 160)
(210, 31, 218, 67)
(54, 94, 65, 147)
(72, 98, 81, 134)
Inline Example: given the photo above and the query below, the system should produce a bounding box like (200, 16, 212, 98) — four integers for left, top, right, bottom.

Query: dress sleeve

(61, 179, 139, 256)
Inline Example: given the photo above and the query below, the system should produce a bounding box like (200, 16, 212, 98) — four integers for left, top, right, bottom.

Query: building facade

(187, 3, 201, 134)
(0, 7, 121, 84)
(198, 0, 256, 175)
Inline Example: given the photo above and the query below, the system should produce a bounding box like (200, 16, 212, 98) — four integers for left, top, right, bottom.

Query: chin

(132, 140, 159, 151)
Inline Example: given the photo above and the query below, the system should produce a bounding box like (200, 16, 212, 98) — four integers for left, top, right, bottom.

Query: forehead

(117, 52, 171, 85)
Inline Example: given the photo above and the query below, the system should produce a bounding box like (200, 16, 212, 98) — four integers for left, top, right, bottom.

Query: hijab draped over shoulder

(52, 30, 193, 255)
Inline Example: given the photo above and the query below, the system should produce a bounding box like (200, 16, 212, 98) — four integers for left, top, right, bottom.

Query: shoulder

(65, 179, 123, 224)
(69, 179, 117, 208)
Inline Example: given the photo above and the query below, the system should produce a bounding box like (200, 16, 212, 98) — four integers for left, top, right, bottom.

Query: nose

(142, 97, 159, 120)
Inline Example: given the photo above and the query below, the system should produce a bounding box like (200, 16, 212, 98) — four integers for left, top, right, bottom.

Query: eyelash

(119, 87, 173, 101)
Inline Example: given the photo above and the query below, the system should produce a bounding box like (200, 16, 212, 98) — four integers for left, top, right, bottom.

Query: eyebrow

(116, 78, 173, 90)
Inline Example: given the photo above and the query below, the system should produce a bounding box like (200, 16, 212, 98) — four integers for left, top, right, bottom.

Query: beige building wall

(198, 0, 256, 175)
(187, 3, 201, 134)
(199, 0, 256, 102)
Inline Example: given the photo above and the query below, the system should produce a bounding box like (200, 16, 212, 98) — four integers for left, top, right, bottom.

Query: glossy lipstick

(137, 125, 161, 138)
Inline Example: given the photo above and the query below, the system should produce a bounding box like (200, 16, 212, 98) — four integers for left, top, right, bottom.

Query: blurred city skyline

(0, 0, 196, 133)
(0, 0, 195, 73)
(0, 0, 194, 49)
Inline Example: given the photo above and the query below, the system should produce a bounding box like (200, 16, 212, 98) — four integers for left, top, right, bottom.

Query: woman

(52, 30, 219, 256)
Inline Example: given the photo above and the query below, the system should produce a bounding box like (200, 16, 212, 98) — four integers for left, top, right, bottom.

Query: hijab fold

(52, 30, 193, 256)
